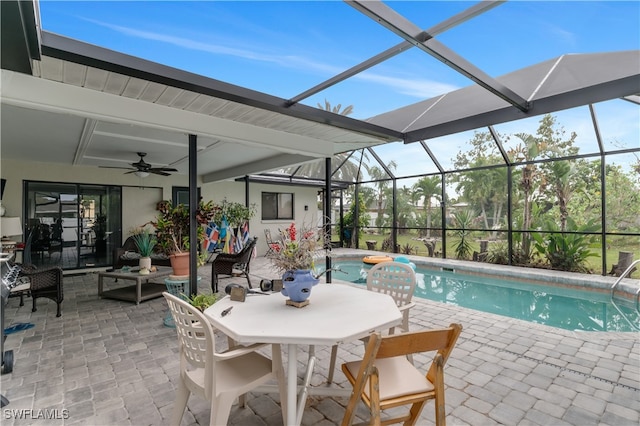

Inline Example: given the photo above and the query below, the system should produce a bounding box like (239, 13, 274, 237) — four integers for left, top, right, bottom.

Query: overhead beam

(202, 153, 315, 182)
(288, 0, 504, 105)
(347, 0, 530, 113)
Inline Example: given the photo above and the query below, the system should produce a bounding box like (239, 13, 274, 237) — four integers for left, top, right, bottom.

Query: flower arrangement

(267, 222, 324, 272)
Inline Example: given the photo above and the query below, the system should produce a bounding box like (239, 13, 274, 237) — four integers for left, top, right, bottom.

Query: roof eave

(40, 31, 404, 143)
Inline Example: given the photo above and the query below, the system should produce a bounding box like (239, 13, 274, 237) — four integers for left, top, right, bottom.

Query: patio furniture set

(5, 236, 463, 425)
(167, 261, 462, 426)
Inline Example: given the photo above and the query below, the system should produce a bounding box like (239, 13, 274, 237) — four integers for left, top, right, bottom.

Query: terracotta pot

(169, 252, 190, 276)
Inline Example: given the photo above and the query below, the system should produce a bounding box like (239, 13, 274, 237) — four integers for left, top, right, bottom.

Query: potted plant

(266, 222, 325, 304)
(153, 200, 218, 276)
(130, 227, 157, 271)
(184, 292, 218, 312)
(212, 200, 256, 228)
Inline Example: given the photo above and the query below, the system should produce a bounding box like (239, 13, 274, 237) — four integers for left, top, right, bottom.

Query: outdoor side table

(163, 276, 201, 327)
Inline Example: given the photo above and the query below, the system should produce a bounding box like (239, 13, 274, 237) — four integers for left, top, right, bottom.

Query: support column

(188, 134, 198, 296)
(324, 157, 332, 283)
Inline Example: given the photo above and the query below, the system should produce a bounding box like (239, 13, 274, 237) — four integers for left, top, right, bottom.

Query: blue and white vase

(281, 270, 319, 303)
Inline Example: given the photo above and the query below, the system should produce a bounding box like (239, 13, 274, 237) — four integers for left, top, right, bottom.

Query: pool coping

(329, 249, 639, 300)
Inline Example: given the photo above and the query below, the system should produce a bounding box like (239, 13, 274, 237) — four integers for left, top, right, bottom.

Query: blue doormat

(4, 323, 34, 335)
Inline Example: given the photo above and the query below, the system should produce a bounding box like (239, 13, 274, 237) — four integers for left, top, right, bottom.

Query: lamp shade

(134, 171, 150, 178)
(1, 216, 23, 239)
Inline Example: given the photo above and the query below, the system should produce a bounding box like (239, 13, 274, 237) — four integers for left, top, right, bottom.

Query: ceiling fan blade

(150, 167, 178, 173)
(149, 170, 172, 176)
(100, 166, 136, 170)
(99, 152, 174, 177)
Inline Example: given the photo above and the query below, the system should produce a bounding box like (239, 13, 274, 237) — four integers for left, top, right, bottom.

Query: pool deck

(1, 250, 638, 425)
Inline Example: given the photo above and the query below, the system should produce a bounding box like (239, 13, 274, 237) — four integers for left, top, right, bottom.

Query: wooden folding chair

(341, 323, 463, 426)
(328, 261, 416, 383)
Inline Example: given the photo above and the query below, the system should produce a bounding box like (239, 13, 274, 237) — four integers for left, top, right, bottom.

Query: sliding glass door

(24, 181, 122, 270)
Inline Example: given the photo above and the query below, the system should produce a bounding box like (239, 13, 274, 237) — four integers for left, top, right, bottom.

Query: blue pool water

(332, 261, 640, 332)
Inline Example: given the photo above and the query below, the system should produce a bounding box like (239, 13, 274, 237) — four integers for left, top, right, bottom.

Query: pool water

(332, 261, 640, 332)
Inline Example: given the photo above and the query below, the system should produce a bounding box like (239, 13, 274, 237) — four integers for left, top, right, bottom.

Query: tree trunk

(611, 251, 636, 277)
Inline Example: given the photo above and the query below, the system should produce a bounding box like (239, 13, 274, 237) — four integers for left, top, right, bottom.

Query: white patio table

(204, 283, 401, 426)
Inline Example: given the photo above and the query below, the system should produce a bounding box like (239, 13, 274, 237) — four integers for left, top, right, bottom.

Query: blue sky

(39, 1, 639, 176)
(39, 1, 639, 119)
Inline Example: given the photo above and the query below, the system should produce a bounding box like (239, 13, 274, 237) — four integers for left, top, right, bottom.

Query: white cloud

(83, 18, 456, 101)
(356, 72, 459, 99)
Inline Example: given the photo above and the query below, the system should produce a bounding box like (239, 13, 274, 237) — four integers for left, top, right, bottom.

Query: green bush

(532, 217, 600, 272)
(452, 210, 476, 260)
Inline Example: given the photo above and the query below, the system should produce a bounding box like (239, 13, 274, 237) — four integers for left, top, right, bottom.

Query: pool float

(362, 255, 393, 265)
(394, 256, 417, 270)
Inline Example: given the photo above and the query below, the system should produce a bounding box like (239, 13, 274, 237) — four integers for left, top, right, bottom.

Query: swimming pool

(332, 260, 640, 332)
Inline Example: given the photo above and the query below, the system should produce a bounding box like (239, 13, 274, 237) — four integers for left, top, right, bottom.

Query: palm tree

(317, 99, 354, 116)
(547, 160, 576, 232)
(369, 161, 397, 228)
(293, 101, 359, 180)
(411, 176, 441, 238)
(510, 132, 543, 262)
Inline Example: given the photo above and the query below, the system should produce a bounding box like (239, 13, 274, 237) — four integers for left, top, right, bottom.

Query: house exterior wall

(1, 158, 320, 256)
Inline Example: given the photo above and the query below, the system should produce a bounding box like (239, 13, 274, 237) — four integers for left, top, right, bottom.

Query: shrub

(400, 243, 415, 255)
(531, 217, 600, 272)
(452, 209, 475, 260)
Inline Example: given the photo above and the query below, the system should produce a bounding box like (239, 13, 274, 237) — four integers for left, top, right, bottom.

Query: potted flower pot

(281, 270, 319, 302)
(139, 257, 152, 271)
(169, 252, 190, 276)
(152, 200, 219, 276)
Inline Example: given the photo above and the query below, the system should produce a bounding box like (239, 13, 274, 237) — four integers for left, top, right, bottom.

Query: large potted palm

(153, 200, 218, 276)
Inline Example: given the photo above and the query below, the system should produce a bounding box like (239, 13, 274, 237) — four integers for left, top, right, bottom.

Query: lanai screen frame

(274, 97, 639, 277)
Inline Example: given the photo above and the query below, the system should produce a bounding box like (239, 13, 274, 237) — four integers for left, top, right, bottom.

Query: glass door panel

(24, 181, 121, 270)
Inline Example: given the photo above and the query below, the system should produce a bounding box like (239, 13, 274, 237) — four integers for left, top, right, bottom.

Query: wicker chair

(9, 229, 64, 317)
(211, 237, 257, 293)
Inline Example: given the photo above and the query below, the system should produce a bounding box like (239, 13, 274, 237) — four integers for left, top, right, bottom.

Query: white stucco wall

(1, 158, 320, 256)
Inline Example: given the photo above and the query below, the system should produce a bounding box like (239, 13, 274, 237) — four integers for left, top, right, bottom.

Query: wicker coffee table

(98, 267, 172, 305)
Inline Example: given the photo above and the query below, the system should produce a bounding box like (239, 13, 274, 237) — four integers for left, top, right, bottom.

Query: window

(262, 192, 293, 220)
(172, 186, 201, 206)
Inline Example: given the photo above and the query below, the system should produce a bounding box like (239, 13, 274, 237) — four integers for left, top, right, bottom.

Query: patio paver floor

(1, 253, 638, 425)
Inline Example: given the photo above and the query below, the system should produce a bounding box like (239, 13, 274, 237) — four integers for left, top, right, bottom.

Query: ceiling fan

(100, 152, 178, 177)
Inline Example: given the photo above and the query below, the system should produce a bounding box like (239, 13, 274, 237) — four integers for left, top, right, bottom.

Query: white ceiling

(1, 53, 395, 183)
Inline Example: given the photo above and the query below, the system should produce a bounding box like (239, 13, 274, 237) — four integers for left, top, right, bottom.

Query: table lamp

(0, 217, 23, 242)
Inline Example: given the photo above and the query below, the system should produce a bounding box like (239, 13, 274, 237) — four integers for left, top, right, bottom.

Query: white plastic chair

(328, 261, 417, 383)
(163, 292, 286, 426)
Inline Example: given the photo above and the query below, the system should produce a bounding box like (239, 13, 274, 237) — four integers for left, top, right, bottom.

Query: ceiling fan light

(134, 171, 150, 178)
